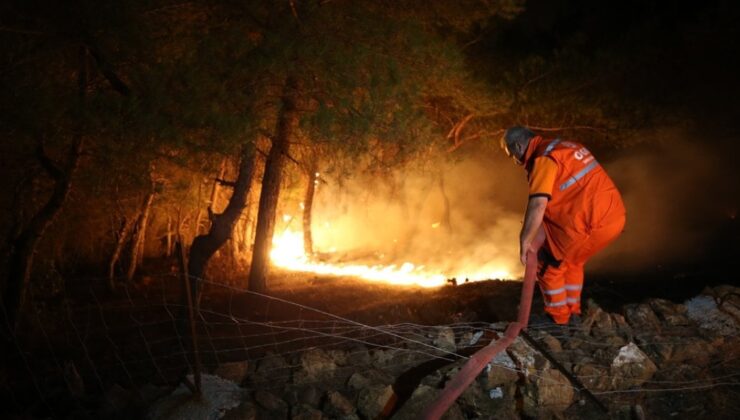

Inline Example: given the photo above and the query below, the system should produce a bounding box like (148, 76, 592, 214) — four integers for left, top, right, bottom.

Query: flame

(270, 228, 513, 288)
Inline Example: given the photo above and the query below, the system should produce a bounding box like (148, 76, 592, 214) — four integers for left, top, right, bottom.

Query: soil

(2, 258, 739, 418)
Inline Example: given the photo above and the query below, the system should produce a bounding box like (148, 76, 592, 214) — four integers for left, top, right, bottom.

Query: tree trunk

(2, 47, 87, 331)
(166, 214, 173, 257)
(126, 189, 155, 283)
(108, 213, 138, 290)
(303, 156, 318, 256)
(248, 77, 300, 293)
(188, 145, 256, 304)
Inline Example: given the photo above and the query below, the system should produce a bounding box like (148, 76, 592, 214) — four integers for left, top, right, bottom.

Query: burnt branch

(214, 178, 237, 188)
(82, 35, 131, 96)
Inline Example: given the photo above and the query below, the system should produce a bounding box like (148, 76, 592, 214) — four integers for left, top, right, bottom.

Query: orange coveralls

(523, 136, 626, 324)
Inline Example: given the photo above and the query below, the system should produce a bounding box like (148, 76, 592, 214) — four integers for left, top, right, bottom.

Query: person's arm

(520, 196, 548, 264)
(520, 156, 558, 264)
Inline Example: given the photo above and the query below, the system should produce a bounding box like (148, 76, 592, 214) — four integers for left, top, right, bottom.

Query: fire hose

(420, 247, 539, 419)
(421, 244, 608, 418)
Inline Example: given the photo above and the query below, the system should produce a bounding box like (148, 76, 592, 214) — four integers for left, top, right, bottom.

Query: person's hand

(519, 241, 530, 266)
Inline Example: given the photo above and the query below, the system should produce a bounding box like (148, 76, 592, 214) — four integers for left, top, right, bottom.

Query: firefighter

(501, 126, 626, 325)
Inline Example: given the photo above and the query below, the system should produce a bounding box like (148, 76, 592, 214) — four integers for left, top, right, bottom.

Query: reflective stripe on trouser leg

(564, 262, 585, 315)
(536, 250, 569, 324)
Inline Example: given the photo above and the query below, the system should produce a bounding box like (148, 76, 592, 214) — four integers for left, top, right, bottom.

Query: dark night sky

(482, 0, 740, 133)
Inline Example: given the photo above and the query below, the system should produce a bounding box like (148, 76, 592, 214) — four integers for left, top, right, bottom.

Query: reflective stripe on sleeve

(545, 300, 567, 307)
(543, 287, 566, 295)
(543, 139, 561, 156)
(559, 161, 599, 191)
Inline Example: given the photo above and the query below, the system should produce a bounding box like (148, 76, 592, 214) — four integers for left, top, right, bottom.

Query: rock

(624, 304, 662, 332)
(346, 344, 372, 367)
(653, 364, 702, 383)
(508, 337, 549, 377)
(222, 402, 257, 420)
(290, 404, 323, 420)
(485, 351, 519, 387)
(610, 342, 657, 389)
(285, 385, 323, 408)
(300, 386, 323, 408)
(652, 337, 715, 366)
(372, 348, 426, 376)
(347, 372, 371, 390)
(541, 332, 563, 353)
(685, 295, 739, 335)
(459, 378, 517, 419)
(611, 313, 634, 340)
(147, 374, 246, 420)
(294, 348, 338, 384)
(649, 298, 691, 326)
(582, 302, 615, 336)
(390, 384, 465, 420)
(357, 385, 395, 419)
(328, 349, 349, 366)
(323, 390, 356, 418)
(433, 326, 457, 353)
(520, 368, 575, 417)
(252, 353, 291, 386)
(214, 361, 250, 383)
(254, 390, 288, 416)
(573, 363, 612, 392)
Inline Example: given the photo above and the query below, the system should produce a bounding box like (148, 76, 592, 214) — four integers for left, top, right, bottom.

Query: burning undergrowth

(270, 153, 526, 287)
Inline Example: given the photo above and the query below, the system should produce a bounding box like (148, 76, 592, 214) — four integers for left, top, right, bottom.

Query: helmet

(501, 126, 535, 165)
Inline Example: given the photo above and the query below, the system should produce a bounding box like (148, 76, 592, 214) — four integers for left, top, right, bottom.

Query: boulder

(214, 361, 250, 383)
(685, 295, 739, 335)
(290, 404, 324, 420)
(433, 326, 457, 353)
(610, 342, 657, 389)
(357, 385, 395, 419)
(323, 390, 356, 418)
(648, 298, 691, 326)
(222, 402, 257, 420)
(459, 378, 517, 419)
(623, 304, 662, 332)
(390, 384, 465, 420)
(346, 344, 372, 367)
(508, 337, 549, 377)
(252, 353, 291, 386)
(294, 348, 338, 384)
(254, 390, 288, 416)
(652, 337, 715, 366)
(222, 401, 257, 420)
(485, 351, 519, 387)
(348, 369, 395, 390)
(573, 363, 611, 392)
(582, 302, 616, 337)
(520, 368, 575, 417)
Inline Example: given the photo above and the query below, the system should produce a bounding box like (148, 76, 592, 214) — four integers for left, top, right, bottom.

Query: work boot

(569, 314, 582, 327)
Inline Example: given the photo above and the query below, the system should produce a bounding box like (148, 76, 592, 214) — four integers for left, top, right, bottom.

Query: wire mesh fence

(2, 271, 739, 418)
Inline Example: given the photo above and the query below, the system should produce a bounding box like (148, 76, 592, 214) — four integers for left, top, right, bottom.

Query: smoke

(287, 127, 737, 280)
(306, 147, 528, 280)
(588, 128, 738, 272)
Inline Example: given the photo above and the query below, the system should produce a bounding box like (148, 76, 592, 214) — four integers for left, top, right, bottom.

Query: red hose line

(421, 248, 539, 419)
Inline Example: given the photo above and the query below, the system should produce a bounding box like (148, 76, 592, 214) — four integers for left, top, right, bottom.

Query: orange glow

(270, 220, 514, 288)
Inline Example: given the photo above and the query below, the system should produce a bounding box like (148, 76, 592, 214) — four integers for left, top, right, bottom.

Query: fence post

(178, 237, 202, 398)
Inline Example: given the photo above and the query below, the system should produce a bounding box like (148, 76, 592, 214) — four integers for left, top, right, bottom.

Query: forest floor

(3, 260, 739, 418)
